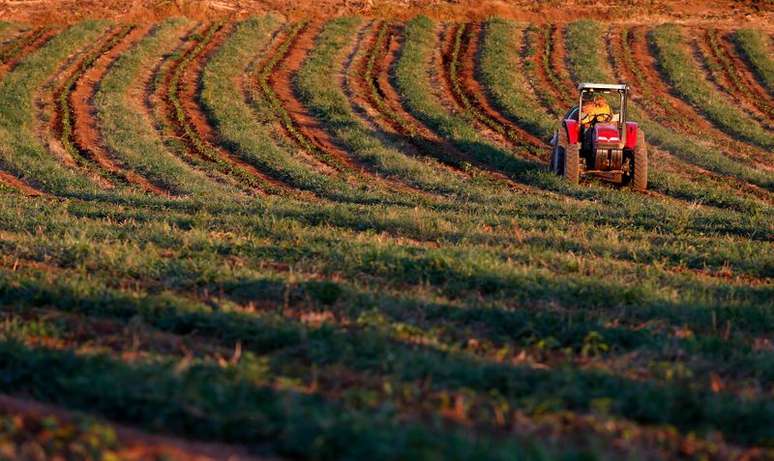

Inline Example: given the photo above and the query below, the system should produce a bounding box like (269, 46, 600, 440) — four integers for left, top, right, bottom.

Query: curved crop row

(697, 29, 773, 127)
(297, 17, 478, 198)
(447, 23, 543, 159)
(94, 18, 239, 200)
(564, 20, 773, 191)
(57, 26, 133, 181)
(732, 28, 774, 96)
(650, 24, 774, 150)
(478, 19, 555, 140)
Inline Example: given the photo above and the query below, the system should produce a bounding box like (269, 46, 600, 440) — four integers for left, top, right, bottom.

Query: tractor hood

(592, 123, 622, 147)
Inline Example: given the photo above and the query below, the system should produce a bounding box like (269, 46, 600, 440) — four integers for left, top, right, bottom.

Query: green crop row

(478, 20, 555, 140)
(57, 26, 134, 183)
(296, 17, 495, 200)
(94, 19, 239, 200)
(650, 24, 774, 150)
(0, 20, 126, 198)
(446, 24, 541, 156)
(732, 28, 774, 96)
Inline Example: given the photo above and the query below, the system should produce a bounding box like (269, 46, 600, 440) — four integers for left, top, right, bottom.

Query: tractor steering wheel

(593, 112, 613, 123)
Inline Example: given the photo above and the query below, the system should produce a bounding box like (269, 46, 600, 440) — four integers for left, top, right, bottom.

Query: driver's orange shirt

(581, 98, 612, 126)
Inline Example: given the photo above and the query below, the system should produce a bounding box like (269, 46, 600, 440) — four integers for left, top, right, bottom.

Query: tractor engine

(590, 123, 623, 170)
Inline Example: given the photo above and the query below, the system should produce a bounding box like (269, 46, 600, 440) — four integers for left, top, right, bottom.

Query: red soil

(0, 27, 57, 79)
(70, 25, 171, 196)
(0, 395, 270, 461)
(547, 24, 577, 97)
(457, 23, 545, 152)
(269, 22, 358, 174)
(177, 22, 289, 194)
(0, 171, 45, 196)
(349, 22, 472, 178)
(692, 29, 773, 129)
(3, 1, 772, 29)
(625, 26, 772, 168)
(529, 25, 572, 114)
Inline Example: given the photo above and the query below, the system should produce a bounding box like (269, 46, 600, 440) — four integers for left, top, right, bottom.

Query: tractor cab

(549, 83, 648, 191)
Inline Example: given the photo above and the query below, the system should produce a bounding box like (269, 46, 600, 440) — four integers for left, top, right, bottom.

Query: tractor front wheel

(563, 143, 580, 184)
(632, 131, 648, 191)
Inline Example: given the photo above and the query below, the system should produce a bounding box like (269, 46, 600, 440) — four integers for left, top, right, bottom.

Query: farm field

(0, 10, 772, 461)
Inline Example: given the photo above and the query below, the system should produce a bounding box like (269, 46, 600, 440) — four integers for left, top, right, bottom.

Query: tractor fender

(563, 119, 580, 144)
(625, 122, 638, 149)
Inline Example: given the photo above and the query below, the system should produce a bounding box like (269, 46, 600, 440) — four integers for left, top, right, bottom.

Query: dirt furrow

(0, 27, 57, 80)
(70, 25, 171, 196)
(268, 21, 429, 196)
(45, 28, 121, 189)
(439, 24, 531, 159)
(346, 21, 472, 180)
(693, 29, 773, 130)
(268, 22, 358, 174)
(171, 22, 289, 195)
(457, 23, 545, 160)
(527, 25, 568, 116)
(548, 24, 577, 96)
(246, 22, 341, 177)
(625, 27, 771, 169)
(0, 170, 46, 196)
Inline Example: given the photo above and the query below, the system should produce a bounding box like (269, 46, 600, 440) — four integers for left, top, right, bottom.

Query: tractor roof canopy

(578, 82, 629, 92)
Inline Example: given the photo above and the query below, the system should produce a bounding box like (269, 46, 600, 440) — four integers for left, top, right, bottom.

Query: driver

(580, 96, 612, 126)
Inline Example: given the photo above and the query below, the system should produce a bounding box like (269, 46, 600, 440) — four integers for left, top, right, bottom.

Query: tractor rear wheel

(632, 131, 648, 191)
(563, 143, 580, 184)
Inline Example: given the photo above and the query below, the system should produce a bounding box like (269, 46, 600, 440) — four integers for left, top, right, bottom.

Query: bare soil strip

(607, 28, 773, 203)
(438, 24, 532, 159)
(693, 29, 773, 129)
(0, 27, 57, 80)
(349, 22, 474, 179)
(268, 21, 428, 196)
(246, 23, 341, 177)
(51, 27, 131, 189)
(177, 22, 291, 195)
(269, 22, 361, 174)
(70, 25, 171, 196)
(624, 27, 772, 169)
(548, 24, 577, 96)
(457, 23, 545, 159)
(0, 395, 269, 461)
(0, 171, 46, 196)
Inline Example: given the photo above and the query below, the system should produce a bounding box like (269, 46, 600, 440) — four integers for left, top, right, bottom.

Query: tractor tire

(550, 132, 563, 174)
(632, 131, 648, 191)
(563, 143, 580, 184)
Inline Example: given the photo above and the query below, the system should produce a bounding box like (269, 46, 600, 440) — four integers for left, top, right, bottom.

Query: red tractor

(550, 83, 648, 191)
